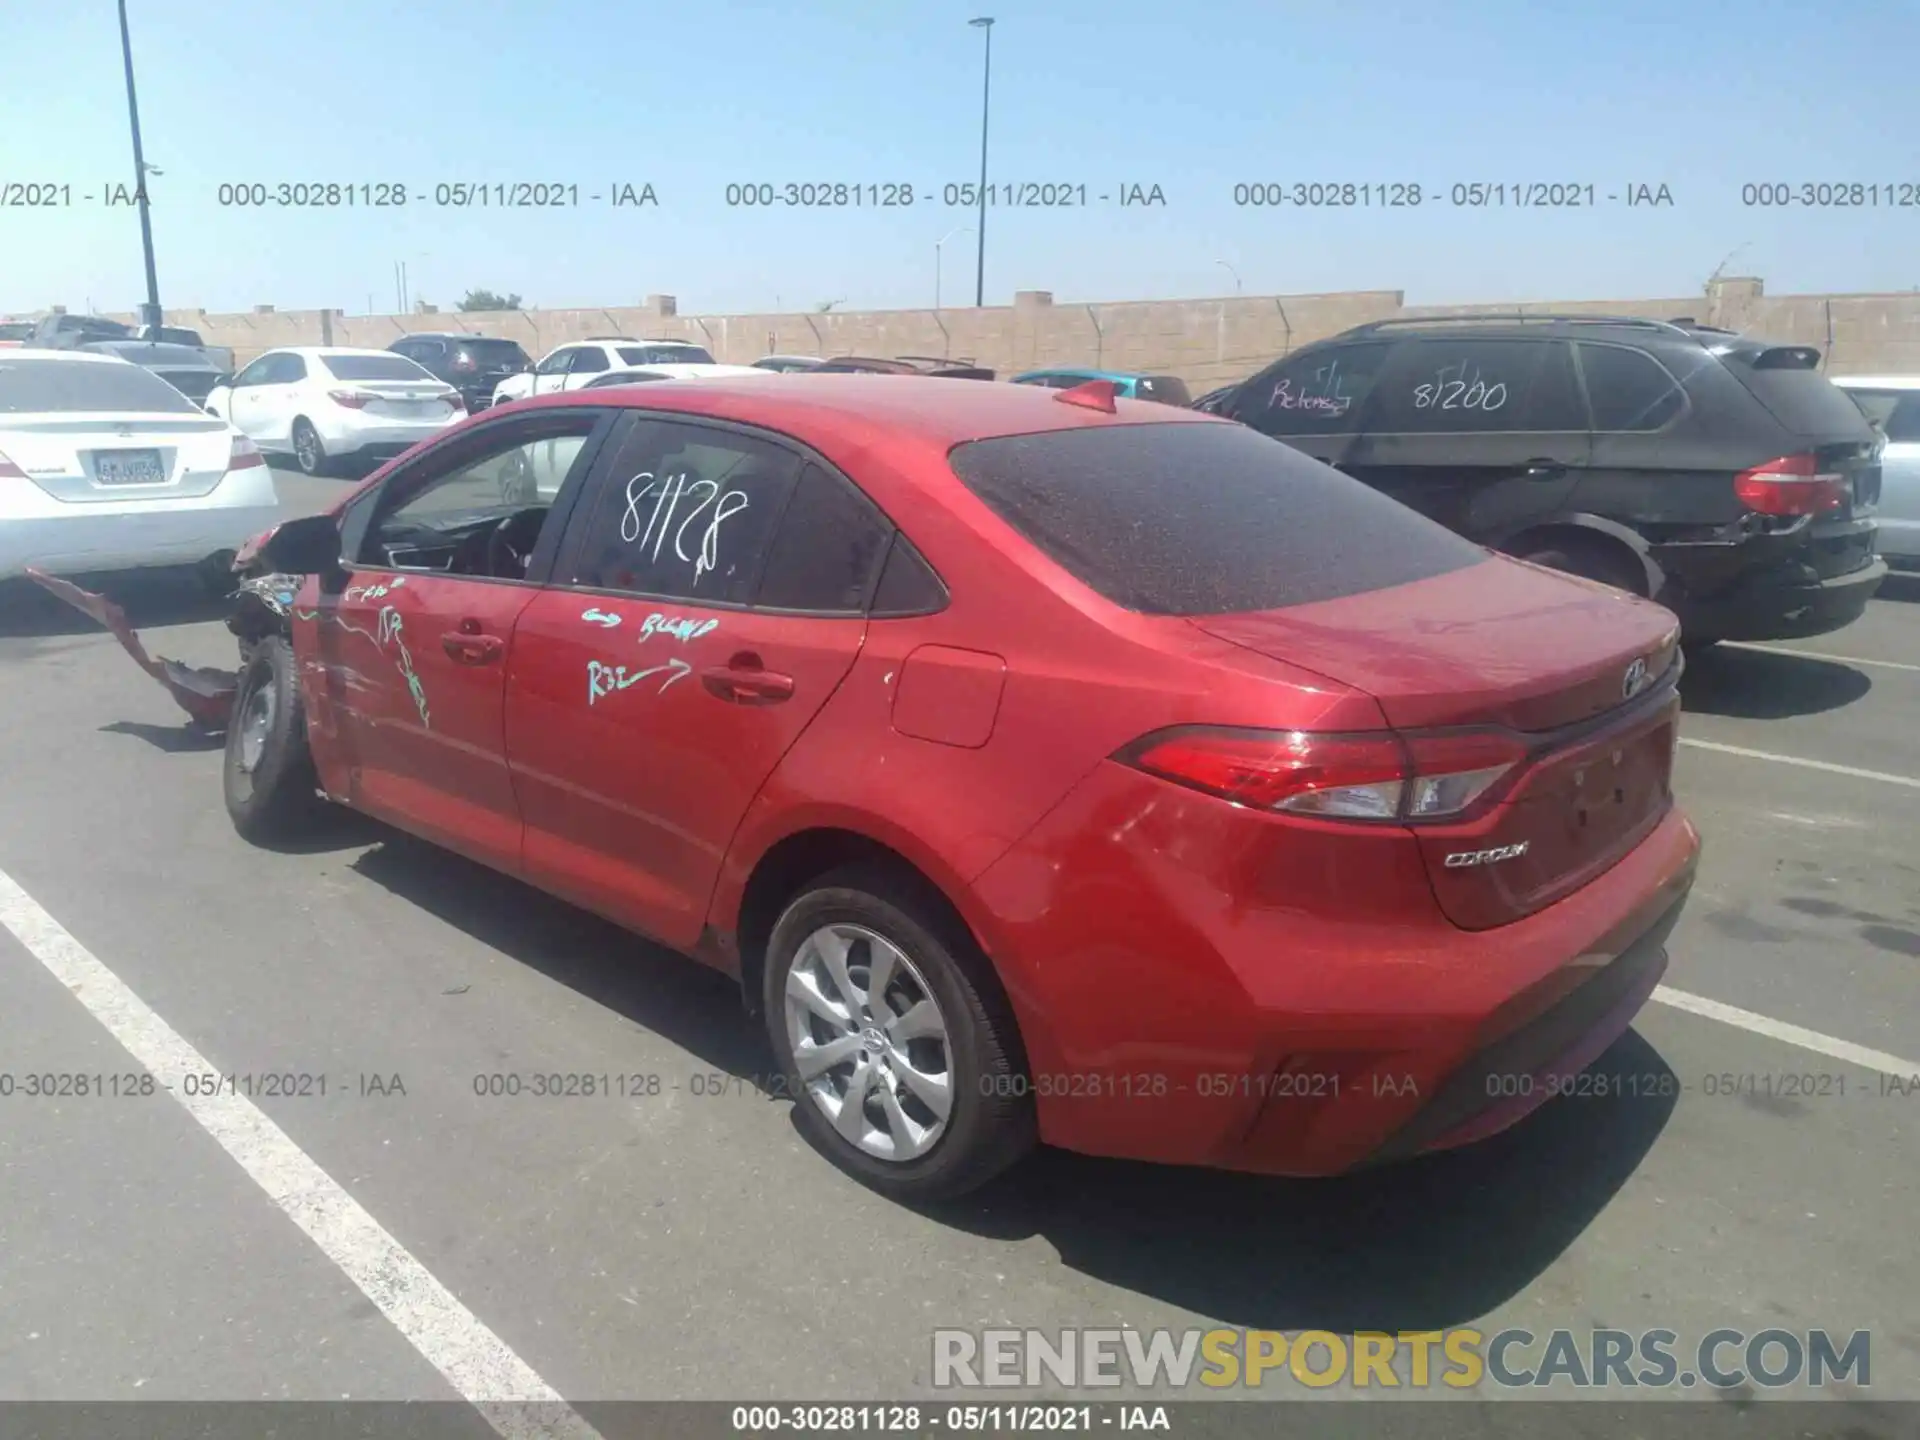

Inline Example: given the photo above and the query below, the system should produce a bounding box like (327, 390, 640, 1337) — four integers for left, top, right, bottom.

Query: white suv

(490, 337, 719, 406)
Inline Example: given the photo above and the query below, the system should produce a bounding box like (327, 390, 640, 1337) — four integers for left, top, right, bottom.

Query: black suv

(388, 332, 532, 412)
(1217, 316, 1887, 643)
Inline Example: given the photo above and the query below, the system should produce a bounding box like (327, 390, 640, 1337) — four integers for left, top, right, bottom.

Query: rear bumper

(1673, 555, 1887, 641)
(0, 468, 280, 579)
(967, 758, 1702, 1178)
(313, 410, 461, 457)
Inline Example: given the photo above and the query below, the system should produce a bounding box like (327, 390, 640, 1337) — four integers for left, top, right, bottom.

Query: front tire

(291, 417, 329, 476)
(223, 636, 324, 843)
(763, 864, 1036, 1202)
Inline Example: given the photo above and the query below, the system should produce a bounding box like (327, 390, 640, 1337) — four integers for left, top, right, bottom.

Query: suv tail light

(0, 448, 23, 479)
(328, 389, 372, 409)
(1734, 452, 1846, 516)
(228, 434, 265, 471)
(1117, 727, 1528, 824)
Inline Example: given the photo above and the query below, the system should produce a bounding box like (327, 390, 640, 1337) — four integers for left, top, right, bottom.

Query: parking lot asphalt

(0, 461, 1915, 1427)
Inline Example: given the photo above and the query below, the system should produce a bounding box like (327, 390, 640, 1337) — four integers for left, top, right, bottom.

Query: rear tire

(1514, 537, 1645, 595)
(762, 862, 1036, 1203)
(291, 417, 329, 477)
(223, 636, 325, 843)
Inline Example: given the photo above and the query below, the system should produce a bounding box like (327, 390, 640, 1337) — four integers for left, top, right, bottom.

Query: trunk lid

(2, 413, 237, 502)
(331, 380, 461, 422)
(1191, 555, 1684, 928)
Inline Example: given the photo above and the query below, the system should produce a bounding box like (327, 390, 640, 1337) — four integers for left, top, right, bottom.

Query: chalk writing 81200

(1413, 361, 1509, 413)
(619, 471, 750, 582)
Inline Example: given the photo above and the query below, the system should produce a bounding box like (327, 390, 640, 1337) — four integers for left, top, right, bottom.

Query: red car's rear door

(505, 417, 885, 949)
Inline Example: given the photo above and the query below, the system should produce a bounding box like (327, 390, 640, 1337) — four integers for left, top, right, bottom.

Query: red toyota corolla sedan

(219, 373, 1699, 1201)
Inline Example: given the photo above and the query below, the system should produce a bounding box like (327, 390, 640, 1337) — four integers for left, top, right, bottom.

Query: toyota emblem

(1622, 657, 1649, 699)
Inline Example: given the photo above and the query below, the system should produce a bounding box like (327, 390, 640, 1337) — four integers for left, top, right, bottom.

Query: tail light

(0, 448, 24, 479)
(1734, 453, 1846, 516)
(228, 434, 266, 470)
(1117, 726, 1528, 824)
(328, 389, 372, 409)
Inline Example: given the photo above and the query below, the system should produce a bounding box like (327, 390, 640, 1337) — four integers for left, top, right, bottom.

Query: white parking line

(1677, 736, 1920, 790)
(0, 866, 604, 1440)
(1652, 985, 1919, 1078)
(1721, 642, 1920, 674)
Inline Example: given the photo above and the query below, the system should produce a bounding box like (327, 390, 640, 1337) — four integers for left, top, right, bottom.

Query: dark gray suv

(1217, 315, 1886, 644)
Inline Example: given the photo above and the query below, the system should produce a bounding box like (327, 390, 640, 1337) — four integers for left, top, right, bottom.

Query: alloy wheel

(783, 923, 955, 1162)
(237, 680, 275, 774)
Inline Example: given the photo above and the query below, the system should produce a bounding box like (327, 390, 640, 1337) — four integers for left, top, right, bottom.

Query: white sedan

(0, 350, 280, 583)
(206, 346, 464, 476)
(489, 339, 721, 406)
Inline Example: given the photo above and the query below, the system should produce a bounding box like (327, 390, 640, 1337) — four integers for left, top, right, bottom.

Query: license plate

(93, 448, 166, 485)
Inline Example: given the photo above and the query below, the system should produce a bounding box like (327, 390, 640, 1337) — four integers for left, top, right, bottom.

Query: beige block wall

(90, 275, 1920, 382)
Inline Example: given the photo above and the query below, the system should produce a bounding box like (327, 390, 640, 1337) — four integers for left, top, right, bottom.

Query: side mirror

(256, 513, 344, 576)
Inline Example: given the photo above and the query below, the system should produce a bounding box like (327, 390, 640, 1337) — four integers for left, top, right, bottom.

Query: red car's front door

(320, 408, 608, 871)
(505, 419, 890, 949)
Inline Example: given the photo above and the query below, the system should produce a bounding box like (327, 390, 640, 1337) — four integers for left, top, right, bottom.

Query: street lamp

(935, 226, 972, 309)
(1216, 259, 1243, 294)
(117, 0, 163, 332)
(969, 17, 994, 307)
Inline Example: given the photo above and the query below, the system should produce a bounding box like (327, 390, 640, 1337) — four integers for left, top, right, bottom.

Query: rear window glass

(0, 357, 201, 414)
(1134, 376, 1192, 406)
(152, 327, 202, 346)
(948, 421, 1488, 616)
(1729, 356, 1877, 440)
(322, 354, 435, 382)
(457, 339, 530, 366)
(616, 345, 714, 366)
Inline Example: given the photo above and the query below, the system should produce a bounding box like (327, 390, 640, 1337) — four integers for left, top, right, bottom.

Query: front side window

(230, 355, 277, 387)
(535, 348, 576, 376)
(1234, 343, 1393, 436)
(568, 347, 611, 375)
(563, 420, 801, 605)
(360, 415, 601, 575)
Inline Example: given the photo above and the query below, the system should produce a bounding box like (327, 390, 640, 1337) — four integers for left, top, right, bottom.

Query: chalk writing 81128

(619, 471, 751, 583)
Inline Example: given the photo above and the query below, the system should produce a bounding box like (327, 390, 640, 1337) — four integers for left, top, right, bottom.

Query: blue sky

(2, 0, 1916, 317)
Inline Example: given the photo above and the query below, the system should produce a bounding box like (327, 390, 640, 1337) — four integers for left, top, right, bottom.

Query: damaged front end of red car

(24, 521, 312, 730)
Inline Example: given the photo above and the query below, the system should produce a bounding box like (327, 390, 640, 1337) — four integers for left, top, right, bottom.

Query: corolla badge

(1444, 842, 1530, 869)
(1621, 656, 1650, 700)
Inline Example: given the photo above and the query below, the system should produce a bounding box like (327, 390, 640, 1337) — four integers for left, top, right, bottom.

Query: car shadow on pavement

(97, 719, 226, 753)
(0, 569, 229, 640)
(1680, 645, 1870, 719)
(1877, 570, 1920, 604)
(929, 1030, 1677, 1334)
(348, 832, 774, 1078)
(350, 828, 1675, 1335)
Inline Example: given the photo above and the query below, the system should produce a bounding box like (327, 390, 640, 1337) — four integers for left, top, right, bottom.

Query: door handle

(441, 633, 504, 665)
(701, 654, 795, 705)
(1522, 458, 1568, 479)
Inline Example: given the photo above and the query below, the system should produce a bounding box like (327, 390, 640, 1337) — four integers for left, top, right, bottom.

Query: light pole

(117, 0, 163, 332)
(969, 17, 994, 307)
(1216, 259, 1242, 294)
(935, 226, 972, 309)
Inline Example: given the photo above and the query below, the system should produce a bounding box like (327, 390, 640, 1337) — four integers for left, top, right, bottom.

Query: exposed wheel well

(1505, 524, 1649, 595)
(734, 828, 982, 1021)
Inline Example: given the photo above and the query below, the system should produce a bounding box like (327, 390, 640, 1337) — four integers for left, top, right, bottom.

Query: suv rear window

(458, 339, 530, 367)
(322, 354, 434, 382)
(1724, 349, 1877, 440)
(948, 421, 1487, 616)
(0, 357, 202, 414)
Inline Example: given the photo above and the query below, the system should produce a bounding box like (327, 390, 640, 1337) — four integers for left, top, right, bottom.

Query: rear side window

(616, 345, 714, 366)
(0, 357, 201, 415)
(1369, 339, 1585, 432)
(460, 339, 529, 367)
(755, 463, 893, 612)
(1848, 390, 1920, 442)
(948, 421, 1487, 616)
(1234, 343, 1393, 436)
(1577, 344, 1686, 431)
(1728, 351, 1877, 440)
